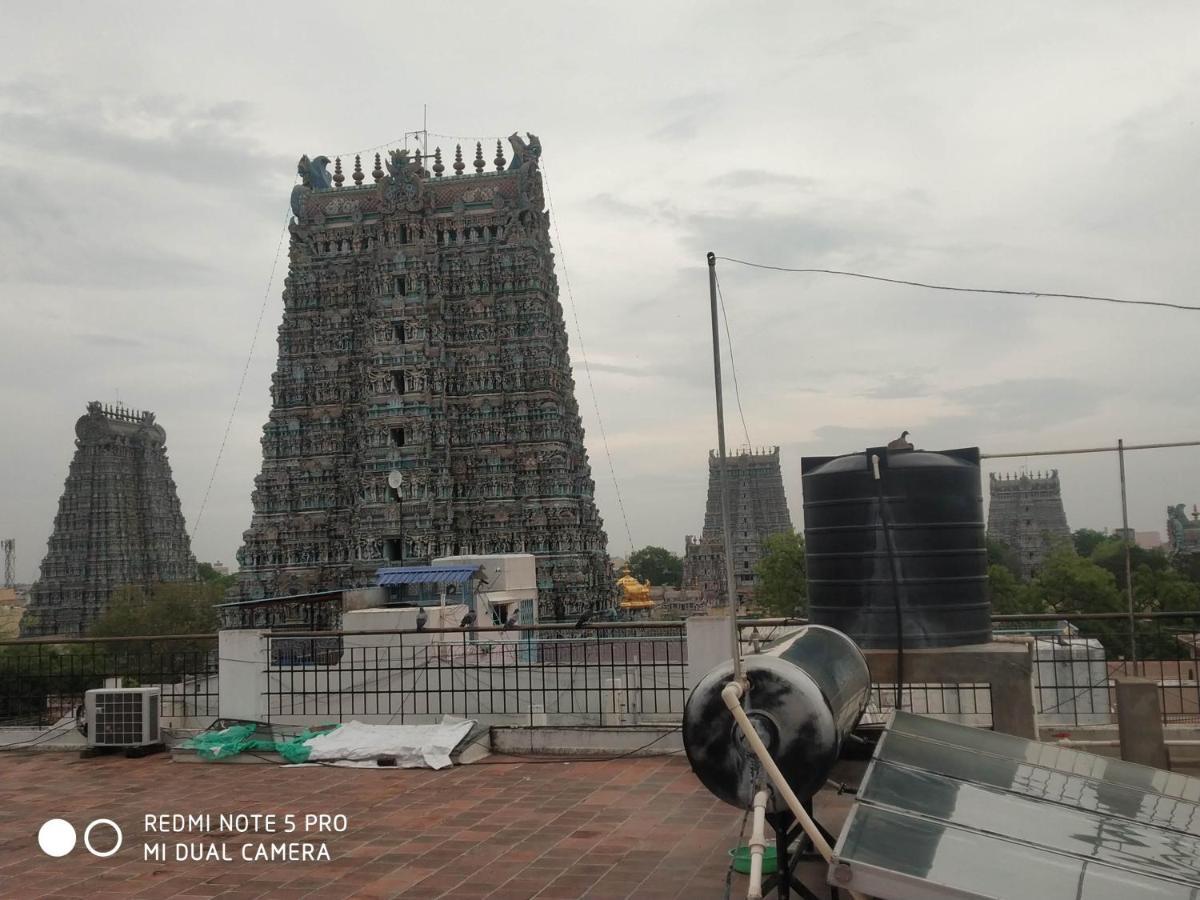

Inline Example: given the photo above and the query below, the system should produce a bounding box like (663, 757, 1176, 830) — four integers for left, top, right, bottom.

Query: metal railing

(263, 622, 686, 726)
(0, 635, 219, 727)
(996, 611, 1200, 727)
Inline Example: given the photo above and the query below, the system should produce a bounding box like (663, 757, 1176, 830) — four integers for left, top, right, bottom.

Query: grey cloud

(707, 169, 817, 190)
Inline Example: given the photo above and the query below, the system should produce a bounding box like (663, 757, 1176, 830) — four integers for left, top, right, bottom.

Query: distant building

(987, 470, 1071, 580)
(1113, 528, 1163, 551)
(21, 402, 197, 636)
(1167, 505, 1200, 555)
(682, 447, 793, 607)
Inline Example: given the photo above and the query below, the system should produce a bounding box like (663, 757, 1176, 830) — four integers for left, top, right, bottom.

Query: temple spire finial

(352, 154, 364, 186)
(494, 139, 506, 172)
(473, 141, 485, 174)
(372, 152, 384, 182)
(453, 143, 465, 176)
(333, 156, 345, 188)
(432, 146, 444, 178)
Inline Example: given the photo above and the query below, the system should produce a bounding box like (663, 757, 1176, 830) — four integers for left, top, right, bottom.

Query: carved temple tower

(21, 403, 198, 637)
(681, 447, 793, 607)
(233, 135, 610, 619)
(987, 470, 1071, 580)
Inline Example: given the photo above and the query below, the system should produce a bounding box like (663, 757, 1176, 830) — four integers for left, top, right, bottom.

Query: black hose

(873, 452, 904, 712)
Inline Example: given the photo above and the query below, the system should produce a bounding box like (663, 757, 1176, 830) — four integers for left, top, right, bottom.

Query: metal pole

(981, 439, 1200, 460)
(1118, 438, 1137, 668)
(708, 252, 743, 684)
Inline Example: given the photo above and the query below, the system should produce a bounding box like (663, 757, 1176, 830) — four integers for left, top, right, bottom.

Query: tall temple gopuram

(21, 403, 198, 636)
(987, 470, 1071, 580)
(233, 135, 610, 619)
(682, 447, 793, 608)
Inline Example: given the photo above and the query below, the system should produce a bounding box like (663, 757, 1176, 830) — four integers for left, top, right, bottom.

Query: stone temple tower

(233, 136, 609, 619)
(987, 470, 1071, 580)
(21, 403, 198, 636)
(682, 447, 793, 607)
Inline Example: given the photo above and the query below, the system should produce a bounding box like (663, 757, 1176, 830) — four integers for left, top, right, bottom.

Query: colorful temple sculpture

(616, 565, 654, 617)
(1167, 504, 1200, 555)
(233, 135, 610, 620)
(681, 447, 793, 608)
(21, 402, 198, 636)
(986, 470, 1071, 580)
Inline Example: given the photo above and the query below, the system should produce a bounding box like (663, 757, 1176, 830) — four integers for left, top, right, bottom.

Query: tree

(986, 537, 1021, 580)
(1072, 528, 1110, 558)
(987, 564, 1042, 615)
(755, 531, 807, 617)
(197, 562, 236, 591)
(90, 582, 222, 639)
(1090, 539, 1168, 591)
(627, 546, 683, 587)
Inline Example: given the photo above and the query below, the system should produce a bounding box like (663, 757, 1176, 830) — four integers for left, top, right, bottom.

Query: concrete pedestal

(862, 640, 1037, 739)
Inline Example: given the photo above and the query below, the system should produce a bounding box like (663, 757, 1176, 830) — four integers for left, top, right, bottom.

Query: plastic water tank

(802, 446, 990, 649)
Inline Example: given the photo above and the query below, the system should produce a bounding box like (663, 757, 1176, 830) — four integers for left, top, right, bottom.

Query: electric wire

(192, 199, 293, 537)
(714, 272, 752, 449)
(541, 161, 636, 554)
(714, 256, 1200, 312)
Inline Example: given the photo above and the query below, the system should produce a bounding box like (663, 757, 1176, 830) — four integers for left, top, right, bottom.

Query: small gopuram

(987, 470, 1071, 579)
(21, 403, 198, 636)
(233, 134, 610, 620)
(681, 447, 793, 607)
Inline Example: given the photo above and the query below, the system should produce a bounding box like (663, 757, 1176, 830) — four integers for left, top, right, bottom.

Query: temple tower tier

(21, 402, 198, 637)
(233, 136, 611, 620)
(986, 470, 1071, 580)
(681, 447, 793, 607)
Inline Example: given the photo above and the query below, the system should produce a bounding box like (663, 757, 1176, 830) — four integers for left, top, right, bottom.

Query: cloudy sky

(1, 2, 1198, 582)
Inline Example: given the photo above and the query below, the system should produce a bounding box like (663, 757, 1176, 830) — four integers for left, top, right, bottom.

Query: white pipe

(746, 789, 769, 900)
(720, 681, 869, 900)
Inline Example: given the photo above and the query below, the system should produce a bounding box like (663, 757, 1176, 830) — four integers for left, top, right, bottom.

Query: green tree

(1090, 539, 1168, 591)
(986, 537, 1021, 580)
(197, 562, 236, 591)
(627, 546, 683, 587)
(987, 564, 1042, 615)
(1072, 528, 1111, 558)
(90, 582, 222, 639)
(755, 531, 807, 617)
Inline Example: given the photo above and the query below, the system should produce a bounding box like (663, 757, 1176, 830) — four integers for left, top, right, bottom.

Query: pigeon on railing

(460, 610, 477, 628)
(503, 612, 518, 630)
(416, 607, 428, 631)
(575, 611, 591, 628)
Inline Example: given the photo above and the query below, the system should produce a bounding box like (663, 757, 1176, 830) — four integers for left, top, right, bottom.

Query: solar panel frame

(830, 710, 1200, 900)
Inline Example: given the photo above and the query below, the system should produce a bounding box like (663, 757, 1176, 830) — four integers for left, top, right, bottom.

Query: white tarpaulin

(301, 719, 476, 769)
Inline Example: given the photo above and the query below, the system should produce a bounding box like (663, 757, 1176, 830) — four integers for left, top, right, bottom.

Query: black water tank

(802, 446, 990, 649)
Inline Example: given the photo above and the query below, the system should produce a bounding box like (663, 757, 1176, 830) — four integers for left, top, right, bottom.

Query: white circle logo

(84, 819, 123, 858)
(37, 819, 76, 857)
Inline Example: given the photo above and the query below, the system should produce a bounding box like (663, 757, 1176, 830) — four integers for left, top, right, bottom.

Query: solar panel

(831, 710, 1200, 899)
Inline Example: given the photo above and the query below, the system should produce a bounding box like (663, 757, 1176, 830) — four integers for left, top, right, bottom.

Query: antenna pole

(708, 252, 743, 685)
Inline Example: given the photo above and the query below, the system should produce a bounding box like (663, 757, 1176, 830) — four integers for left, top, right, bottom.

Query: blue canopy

(376, 565, 481, 586)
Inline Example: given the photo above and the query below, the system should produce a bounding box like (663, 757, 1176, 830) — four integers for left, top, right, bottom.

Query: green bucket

(729, 845, 778, 875)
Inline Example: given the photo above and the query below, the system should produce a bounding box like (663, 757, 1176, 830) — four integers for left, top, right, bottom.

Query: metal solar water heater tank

(684, 625, 871, 813)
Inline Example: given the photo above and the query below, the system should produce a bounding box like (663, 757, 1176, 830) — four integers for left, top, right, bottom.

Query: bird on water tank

(416, 607, 428, 631)
(887, 430, 914, 450)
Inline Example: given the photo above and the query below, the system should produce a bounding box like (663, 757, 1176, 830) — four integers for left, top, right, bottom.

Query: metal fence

(996, 611, 1200, 727)
(264, 622, 686, 726)
(0, 635, 219, 727)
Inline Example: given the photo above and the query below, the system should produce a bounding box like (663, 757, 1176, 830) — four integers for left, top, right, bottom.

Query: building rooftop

(0, 753, 851, 899)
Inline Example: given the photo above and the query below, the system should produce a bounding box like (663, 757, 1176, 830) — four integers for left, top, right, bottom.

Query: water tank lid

(801, 446, 980, 476)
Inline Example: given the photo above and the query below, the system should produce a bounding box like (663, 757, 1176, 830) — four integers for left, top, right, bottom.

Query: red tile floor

(0, 751, 848, 899)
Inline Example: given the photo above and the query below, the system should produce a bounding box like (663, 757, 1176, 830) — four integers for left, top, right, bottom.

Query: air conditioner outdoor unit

(85, 687, 161, 748)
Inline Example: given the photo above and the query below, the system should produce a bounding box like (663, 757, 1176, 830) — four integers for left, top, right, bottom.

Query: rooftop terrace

(0, 752, 851, 900)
